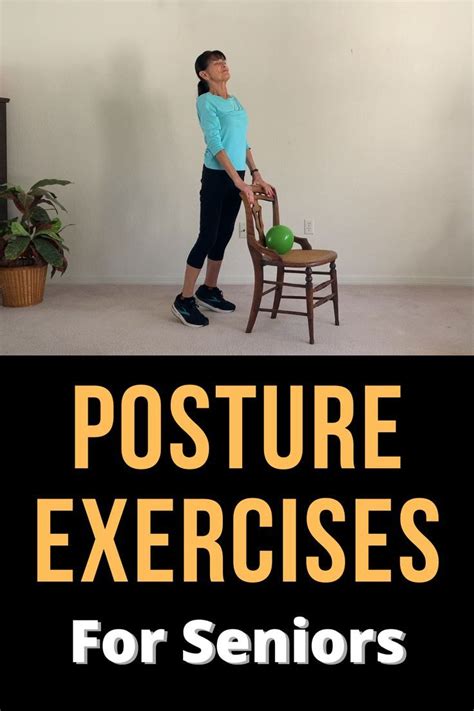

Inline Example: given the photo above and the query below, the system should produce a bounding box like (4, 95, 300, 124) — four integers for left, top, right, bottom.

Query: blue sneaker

(172, 294, 209, 327)
(195, 285, 235, 313)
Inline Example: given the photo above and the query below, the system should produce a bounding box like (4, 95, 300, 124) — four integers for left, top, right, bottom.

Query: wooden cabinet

(0, 98, 10, 221)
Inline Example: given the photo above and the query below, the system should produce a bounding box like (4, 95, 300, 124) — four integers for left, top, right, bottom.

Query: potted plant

(0, 179, 73, 306)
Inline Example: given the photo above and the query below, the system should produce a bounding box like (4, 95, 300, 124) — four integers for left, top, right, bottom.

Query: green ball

(265, 224, 294, 255)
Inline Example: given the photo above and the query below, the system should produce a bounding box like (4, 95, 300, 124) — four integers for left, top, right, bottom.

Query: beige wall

(1, 0, 472, 285)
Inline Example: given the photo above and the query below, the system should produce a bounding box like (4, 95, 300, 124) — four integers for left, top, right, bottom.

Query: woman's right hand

(235, 179, 255, 208)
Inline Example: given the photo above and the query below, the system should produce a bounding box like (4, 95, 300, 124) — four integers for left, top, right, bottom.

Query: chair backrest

(239, 184, 281, 253)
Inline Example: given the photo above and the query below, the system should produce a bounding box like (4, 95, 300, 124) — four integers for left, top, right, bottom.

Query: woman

(172, 49, 275, 328)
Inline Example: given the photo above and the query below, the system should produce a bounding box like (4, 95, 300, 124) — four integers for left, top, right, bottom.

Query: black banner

(1, 356, 470, 709)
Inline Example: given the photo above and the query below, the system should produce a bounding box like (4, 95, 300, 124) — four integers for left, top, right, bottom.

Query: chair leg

(305, 267, 315, 344)
(330, 261, 339, 326)
(271, 265, 284, 319)
(246, 262, 264, 334)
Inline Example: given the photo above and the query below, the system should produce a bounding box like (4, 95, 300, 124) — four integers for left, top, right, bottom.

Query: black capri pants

(187, 165, 246, 269)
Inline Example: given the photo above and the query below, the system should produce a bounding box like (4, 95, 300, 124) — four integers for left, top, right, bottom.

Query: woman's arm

(246, 146, 258, 177)
(214, 149, 255, 207)
(215, 149, 245, 187)
(245, 147, 274, 197)
(218, 146, 259, 186)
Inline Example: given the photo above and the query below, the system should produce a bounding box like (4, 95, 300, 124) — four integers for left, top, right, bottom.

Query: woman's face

(202, 57, 230, 82)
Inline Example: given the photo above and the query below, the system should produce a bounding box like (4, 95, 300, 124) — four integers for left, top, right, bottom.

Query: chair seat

(279, 248, 337, 267)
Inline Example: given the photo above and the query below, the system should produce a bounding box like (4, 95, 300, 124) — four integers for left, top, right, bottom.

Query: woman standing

(172, 49, 274, 328)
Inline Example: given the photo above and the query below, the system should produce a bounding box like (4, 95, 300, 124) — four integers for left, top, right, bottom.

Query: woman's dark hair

(195, 50, 226, 96)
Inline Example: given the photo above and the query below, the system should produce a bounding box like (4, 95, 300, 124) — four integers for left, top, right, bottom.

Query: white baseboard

(51, 274, 474, 287)
(333, 275, 473, 287)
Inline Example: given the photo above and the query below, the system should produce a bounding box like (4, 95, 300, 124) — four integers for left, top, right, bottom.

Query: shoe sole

(171, 304, 208, 327)
(195, 297, 235, 314)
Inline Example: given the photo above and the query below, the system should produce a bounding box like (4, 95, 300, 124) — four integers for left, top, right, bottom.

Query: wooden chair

(239, 183, 339, 344)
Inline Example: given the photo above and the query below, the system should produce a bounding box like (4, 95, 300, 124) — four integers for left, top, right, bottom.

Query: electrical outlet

(304, 218, 314, 235)
(239, 221, 246, 238)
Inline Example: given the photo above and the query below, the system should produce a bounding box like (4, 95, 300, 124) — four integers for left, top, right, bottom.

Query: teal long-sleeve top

(196, 92, 250, 171)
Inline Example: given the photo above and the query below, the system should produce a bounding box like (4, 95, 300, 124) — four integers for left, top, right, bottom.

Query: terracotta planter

(0, 263, 48, 307)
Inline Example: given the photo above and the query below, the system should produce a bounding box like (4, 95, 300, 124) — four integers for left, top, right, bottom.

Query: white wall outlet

(304, 218, 314, 235)
(239, 221, 246, 238)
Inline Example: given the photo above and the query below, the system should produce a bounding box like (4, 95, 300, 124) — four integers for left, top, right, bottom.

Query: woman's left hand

(252, 173, 275, 198)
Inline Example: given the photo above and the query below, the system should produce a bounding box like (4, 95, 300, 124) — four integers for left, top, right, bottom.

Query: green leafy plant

(0, 179, 73, 277)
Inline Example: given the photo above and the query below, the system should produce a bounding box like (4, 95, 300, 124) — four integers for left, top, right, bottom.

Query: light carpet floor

(1, 284, 472, 355)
